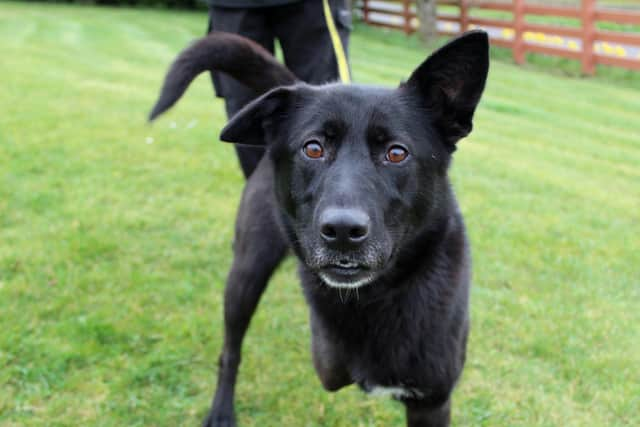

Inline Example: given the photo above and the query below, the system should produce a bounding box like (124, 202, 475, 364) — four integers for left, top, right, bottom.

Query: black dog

(150, 30, 489, 427)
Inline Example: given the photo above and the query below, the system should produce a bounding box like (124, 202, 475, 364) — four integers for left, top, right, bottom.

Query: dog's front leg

(309, 310, 352, 392)
(405, 399, 451, 427)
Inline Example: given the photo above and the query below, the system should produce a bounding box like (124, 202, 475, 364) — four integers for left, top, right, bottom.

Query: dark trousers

(208, 0, 351, 177)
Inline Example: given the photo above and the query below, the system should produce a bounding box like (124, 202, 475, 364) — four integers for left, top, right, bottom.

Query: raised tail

(148, 31, 298, 121)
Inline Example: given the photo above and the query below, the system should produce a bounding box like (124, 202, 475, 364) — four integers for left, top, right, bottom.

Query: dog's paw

(202, 410, 236, 427)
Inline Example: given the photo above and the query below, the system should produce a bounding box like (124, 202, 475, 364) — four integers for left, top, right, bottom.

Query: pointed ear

(404, 30, 489, 146)
(220, 86, 297, 146)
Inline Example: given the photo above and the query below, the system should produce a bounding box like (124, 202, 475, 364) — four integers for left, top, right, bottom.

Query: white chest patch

(367, 385, 425, 400)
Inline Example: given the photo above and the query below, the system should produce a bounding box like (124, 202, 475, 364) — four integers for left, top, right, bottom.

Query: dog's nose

(319, 207, 370, 247)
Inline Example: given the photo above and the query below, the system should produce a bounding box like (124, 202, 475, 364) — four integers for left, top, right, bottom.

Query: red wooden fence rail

(358, 0, 640, 75)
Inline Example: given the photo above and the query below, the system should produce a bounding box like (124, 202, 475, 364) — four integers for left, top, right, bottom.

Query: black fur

(150, 30, 489, 427)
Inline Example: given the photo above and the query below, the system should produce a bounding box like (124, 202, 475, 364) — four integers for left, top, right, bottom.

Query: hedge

(21, 0, 208, 9)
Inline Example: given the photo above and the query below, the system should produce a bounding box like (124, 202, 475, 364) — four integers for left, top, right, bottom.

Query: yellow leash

(322, 0, 351, 83)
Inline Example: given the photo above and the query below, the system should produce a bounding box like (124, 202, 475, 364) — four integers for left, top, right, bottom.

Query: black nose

(319, 207, 370, 247)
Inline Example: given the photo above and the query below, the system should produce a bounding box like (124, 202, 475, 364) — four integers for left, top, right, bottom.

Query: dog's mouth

(318, 260, 377, 289)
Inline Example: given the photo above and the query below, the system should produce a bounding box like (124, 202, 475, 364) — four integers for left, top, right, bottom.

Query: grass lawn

(1, 2, 639, 426)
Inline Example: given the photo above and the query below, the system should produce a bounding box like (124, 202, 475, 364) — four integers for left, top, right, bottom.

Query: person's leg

(207, 7, 275, 178)
(272, 0, 351, 84)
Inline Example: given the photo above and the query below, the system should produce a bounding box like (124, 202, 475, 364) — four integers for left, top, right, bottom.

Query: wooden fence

(358, 0, 640, 74)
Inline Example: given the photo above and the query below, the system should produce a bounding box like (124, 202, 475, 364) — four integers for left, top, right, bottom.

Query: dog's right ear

(220, 86, 296, 146)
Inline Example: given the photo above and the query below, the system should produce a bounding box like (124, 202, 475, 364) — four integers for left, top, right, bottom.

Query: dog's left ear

(220, 86, 297, 146)
(403, 30, 489, 146)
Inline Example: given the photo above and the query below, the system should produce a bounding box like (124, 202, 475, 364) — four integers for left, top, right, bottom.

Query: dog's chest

(348, 346, 428, 400)
(340, 315, 431, 398)
(305, 271, 465, 401)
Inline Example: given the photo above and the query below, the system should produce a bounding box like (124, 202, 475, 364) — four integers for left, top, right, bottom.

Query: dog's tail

(148, 31, 298, 121)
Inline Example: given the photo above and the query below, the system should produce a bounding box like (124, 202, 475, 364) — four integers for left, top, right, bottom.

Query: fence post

(513, 0, 525, 65)
(403, 0, 411, 35)
(363, 0, 369, 25)
(581, 0, 596, 75)
(460, 0, 469, 33)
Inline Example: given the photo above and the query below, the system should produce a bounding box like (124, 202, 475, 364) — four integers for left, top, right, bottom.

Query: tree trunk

(416, 0, 438, 45)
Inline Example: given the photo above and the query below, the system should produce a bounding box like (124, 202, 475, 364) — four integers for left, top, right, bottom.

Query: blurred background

(1, 0, 638, 426)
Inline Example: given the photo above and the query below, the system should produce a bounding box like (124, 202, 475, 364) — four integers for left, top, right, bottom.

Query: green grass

(1, 2, 639, 426)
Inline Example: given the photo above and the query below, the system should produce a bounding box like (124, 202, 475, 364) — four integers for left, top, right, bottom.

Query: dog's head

(221, 31, 489, 289)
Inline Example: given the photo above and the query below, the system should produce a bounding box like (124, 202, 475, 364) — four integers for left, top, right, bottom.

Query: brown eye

(386, 145, 409, 163)
(303, 141, 324, 159)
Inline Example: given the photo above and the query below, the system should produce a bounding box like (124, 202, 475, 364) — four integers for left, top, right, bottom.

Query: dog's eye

(386, 145, 409, 163)
(303, 141, 324, 159)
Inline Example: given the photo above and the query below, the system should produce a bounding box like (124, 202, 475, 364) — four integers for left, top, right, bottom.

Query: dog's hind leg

(203, 163, 288, 427)
(203, 228, 286, 427)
